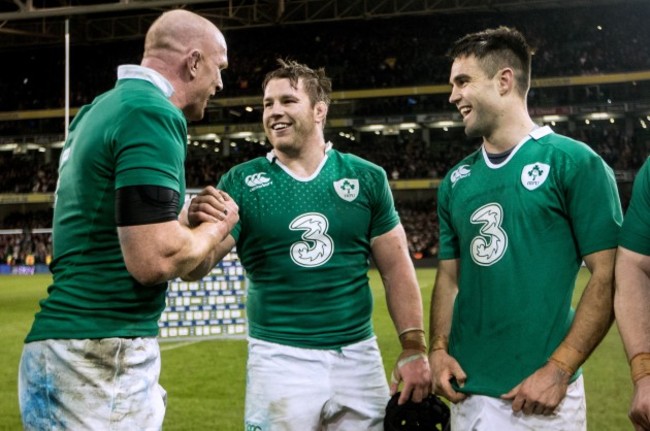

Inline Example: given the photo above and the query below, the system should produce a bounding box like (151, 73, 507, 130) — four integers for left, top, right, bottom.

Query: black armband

(115, 185, 180, 226)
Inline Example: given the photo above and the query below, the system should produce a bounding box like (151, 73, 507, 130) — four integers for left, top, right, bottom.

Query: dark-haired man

(428, 26, 622, 430)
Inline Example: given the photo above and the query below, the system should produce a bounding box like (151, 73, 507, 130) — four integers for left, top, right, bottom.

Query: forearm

(373, 226, 424, 332)
(119, 220, 233, 286)
(428, 259, 458, 352)
(181, 237, 235, 281)
(384, 271, 424, 333)
(615, 247, 650, 359)
(159, 221, 236, 280)
(550, 249, 616, 373)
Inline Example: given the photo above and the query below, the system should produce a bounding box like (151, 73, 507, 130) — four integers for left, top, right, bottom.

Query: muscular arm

(615, 246, 650, 431)
(372, 224, 424, 334)
(178, 186, 239, 280)
(615, 246, 650, 360)
(429, 258, 458, 349)
(428, 258, 467, 403)
(371, 224, 430, 403)
(553, 248, 617, 370)
(119, 187, 239, 286)
(181, 234, 236, 281)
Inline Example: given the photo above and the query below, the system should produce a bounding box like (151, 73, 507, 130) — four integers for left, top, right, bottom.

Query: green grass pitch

(0, 269, 633, 430)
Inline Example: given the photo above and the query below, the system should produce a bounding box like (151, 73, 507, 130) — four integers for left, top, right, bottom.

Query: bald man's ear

(187, 50, 201, 78)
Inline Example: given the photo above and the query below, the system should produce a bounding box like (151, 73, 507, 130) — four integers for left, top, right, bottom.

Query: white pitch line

(159, 340, 202, 352)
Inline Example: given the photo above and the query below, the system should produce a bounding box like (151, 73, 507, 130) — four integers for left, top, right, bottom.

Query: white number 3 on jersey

(470, 203, 508, 266)
(289, 212, 335, 267)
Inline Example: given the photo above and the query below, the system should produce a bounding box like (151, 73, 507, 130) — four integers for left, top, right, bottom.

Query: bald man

(18, 9, 238, 430)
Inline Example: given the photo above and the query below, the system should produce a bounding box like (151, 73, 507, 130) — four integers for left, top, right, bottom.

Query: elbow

(133, 273, 169, 287)
(126, 259, 176, 286)
(180, 273, 202, 282)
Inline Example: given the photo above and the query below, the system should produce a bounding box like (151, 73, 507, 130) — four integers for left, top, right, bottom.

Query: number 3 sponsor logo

(289, 212, 334, 267)
(469, 203, 508, 266)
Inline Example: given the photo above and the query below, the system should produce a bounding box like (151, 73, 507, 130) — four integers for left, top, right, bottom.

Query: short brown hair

(448, 26, 534, 97)
(262, 59, 332, 107)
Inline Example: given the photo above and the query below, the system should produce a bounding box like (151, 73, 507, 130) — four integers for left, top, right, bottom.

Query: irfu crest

(333, 178, 359, 202)
(521, 163, 550, 191)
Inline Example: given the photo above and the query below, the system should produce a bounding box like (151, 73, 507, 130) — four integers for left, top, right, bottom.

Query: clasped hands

(188, 186, 239, 231)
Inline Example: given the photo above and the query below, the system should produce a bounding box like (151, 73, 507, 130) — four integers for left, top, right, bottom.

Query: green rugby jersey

(437, 126, 622, 397)
(620, 157, 650, 255)
(26, 68, 187, 342)
(218, 145, 399, 349)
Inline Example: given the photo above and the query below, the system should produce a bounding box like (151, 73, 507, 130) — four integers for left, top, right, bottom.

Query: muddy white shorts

(451, 375, 586, 431)
(244, 336, 390, 431)
(19, 337, 166, 431)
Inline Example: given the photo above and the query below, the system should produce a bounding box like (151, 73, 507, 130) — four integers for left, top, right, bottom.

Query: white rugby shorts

(451, 375, 587, 431)
(19, 337, 166, 431)
(244, 336, 390, 431)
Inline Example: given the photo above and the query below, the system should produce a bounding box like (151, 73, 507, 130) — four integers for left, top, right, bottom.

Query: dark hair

(447, 26, 534, 96)
(262, 58, 332, 107)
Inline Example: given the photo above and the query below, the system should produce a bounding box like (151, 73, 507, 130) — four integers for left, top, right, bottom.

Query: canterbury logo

(245, 172, 271, 189)
(450, 164, 471, 187)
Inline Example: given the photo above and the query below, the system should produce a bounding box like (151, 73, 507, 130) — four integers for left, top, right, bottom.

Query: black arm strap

(115, 185, 180, 226)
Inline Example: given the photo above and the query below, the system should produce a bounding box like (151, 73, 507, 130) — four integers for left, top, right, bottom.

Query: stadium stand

(1, 2, 649, 261)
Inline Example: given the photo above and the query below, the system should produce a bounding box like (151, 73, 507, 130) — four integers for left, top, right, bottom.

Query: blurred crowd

(0, 203, 440, 266)
(0, 4, 648, 112)
(2, 120, 647, 263)
(0, 210, 52, 266)
(1, 3, 649, 263)
(2, 120, 647, 194)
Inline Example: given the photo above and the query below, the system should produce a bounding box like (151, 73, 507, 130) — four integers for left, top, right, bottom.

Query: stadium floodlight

(427, 120, 463, 129)
(542, 115, 567, 122)
(590, 112, 611, 120)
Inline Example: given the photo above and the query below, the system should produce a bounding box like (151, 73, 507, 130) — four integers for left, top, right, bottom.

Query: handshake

(186, 186, 239, 233)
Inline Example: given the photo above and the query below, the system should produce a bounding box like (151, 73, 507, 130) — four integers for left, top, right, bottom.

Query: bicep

(118, 221, 183, 265)
(118, 221, 189, 285)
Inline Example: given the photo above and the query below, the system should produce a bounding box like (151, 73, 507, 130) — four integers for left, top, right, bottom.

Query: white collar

(265, 141, 333, 163)
(117, 65, 175, 98)
(529, 125, 553, 140)
(481, 125, 554, 168)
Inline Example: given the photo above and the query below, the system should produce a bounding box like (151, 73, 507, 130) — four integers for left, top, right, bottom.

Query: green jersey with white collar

(438, 126, 622, 397)
(218, 145, 399, 349)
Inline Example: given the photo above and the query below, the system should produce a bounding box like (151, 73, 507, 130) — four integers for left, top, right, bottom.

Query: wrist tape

(549, 343, 584, 375)
(630, 352, 650, 383)
(429, 335, 449, 353)
(399, 328, 426, 353)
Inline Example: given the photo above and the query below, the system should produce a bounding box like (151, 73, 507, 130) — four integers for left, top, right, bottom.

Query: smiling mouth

(271, 123, 290, 131)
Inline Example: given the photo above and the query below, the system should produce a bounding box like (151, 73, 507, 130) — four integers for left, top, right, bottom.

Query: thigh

(19, 338, 165, 431)
(451, 376, 586, 431)
(244, 338, 330, 431)
(324, 338, 390, 431)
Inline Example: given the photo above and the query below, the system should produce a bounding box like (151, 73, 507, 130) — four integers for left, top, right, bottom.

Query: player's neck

(483, 116, 537, 154)
(274, 140, 328, 178)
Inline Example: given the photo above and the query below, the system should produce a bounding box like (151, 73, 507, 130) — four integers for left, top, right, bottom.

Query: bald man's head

(144, 9, 219, 59)
(141, 9, 228, 121)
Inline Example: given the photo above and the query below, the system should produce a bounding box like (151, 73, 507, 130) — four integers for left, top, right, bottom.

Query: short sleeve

(114, 104, 187, 192)
(619, 158, 650, 255)
(563, 150, 622, 257)
(369, 169, 400, 239)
